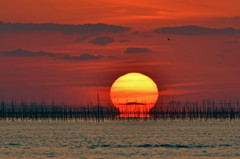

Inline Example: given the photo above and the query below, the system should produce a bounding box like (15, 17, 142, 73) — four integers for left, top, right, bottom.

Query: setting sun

(110, 72, 158, 117)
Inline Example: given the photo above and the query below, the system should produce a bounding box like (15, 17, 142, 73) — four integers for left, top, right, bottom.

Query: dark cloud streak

(124, 48, 152, 54)
(119, 40, 130, 43)
(63, 54, 104, 61)
(89, 37, 115, 45)
(1, 49, 55, 57)
(154, 25, 240, 35)
(75, 36, 89, 42)
(63, 54, 116, 61)
(0, 49, 115, 61)
(0, 22, 131, 34)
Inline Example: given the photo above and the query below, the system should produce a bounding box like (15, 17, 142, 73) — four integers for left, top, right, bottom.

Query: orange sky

(0, 1, 240, 105)
(1, 0, 240, 28)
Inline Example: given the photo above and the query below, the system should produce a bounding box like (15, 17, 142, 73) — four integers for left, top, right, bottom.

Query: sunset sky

(0, 0, 240, 105)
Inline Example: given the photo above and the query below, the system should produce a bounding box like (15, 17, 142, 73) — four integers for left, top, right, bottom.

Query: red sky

(0, 0, 240, 105)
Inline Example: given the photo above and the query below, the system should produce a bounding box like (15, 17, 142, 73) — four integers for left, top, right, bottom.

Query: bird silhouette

(167, 37, 171, 41)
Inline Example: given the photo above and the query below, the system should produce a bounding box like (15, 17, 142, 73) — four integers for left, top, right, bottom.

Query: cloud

(0, 22, 131, 34)
(124, 47, 152, 54)
(119, 40, 130, 43)
(63, 54, 104, 61)
(89, 37, 115, 45)
(75, 36, 89, 42)
(1, 49, 55, 57)
(0, 49, 115, 61)
(62, 54, 116, 61)
(154, 25, 240, 35)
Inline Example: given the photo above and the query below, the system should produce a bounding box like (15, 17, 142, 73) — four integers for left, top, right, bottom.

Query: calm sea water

(0, 121, 239, 159)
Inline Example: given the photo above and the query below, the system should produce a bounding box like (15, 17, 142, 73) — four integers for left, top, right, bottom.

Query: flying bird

(167, 37, 171, 41)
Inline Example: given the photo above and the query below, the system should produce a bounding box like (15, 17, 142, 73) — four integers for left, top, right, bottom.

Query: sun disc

(110, 72, 158, 117)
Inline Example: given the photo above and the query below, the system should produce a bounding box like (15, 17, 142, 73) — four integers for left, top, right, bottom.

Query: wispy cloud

(154, 26, 240, 35)
(1, 49, 55, 57)
(75, 36, 89, 42)
(0, 49, 115, 61)
(63, 54, 104, 61)
(0, 22, 131, 34)
(119, 40, 131, 43)
(124, 48, 152, 54)
(89, 37, 115, 45)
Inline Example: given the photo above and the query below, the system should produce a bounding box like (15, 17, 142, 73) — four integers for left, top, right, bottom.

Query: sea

(0, 120, 239, 158)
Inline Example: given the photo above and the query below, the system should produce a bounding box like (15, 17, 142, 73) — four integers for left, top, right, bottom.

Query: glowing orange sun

(110, 72, 159, 117)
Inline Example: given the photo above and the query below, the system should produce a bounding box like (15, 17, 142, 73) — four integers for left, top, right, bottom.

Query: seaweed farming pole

(1, 98, 240, 121)
(0, 100, 5, 120)
(97, 93, 100, 122)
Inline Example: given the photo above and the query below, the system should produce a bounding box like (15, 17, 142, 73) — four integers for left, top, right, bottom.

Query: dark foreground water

(0, 121, 239, 159)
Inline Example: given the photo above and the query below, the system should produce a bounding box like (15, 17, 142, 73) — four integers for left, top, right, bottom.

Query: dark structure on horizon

(0, 99, 240, 121)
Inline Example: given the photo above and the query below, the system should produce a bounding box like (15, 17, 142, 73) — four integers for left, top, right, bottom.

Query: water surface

(0, 121, 239, 158)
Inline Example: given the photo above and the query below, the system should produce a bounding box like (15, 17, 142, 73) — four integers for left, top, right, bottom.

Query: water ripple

(87, 144, 232, 149)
